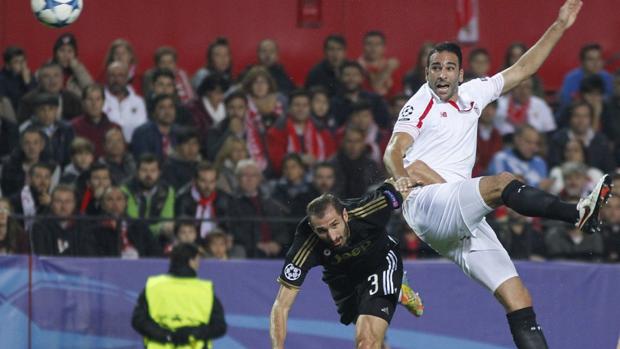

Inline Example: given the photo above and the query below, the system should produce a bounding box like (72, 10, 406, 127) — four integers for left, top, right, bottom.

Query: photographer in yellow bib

(132, 243, 227, 348)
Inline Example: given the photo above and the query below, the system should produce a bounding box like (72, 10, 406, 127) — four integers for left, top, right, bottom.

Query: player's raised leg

(479, 172, 611, 234)
(356, 315, 389, 349)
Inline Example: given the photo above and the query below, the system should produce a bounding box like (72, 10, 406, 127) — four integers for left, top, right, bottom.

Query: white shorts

(402, 177, 518, 292)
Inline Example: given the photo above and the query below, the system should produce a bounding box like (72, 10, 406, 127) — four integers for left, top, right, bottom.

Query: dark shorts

(325, 249, 403, 325)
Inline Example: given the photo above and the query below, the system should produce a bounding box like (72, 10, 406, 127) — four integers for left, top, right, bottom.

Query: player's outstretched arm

(384, 132, 416, 191)
(501, 0, 583, 93)
(270, 285, 300, 349)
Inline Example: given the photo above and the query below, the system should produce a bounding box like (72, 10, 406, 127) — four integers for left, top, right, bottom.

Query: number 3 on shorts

(368, 274, 379, 295)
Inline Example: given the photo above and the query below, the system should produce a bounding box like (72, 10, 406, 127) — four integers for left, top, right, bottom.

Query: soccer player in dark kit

(270, 179, 423, 349)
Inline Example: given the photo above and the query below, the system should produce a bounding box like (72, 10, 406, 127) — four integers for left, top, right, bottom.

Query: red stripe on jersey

(416, 99, 434, 128)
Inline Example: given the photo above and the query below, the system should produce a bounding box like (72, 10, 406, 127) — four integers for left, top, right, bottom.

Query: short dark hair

(579, 43, 602, 62)
(29, 162, 54, 177)
(151, 93, 175, 109)
(568, 100, 594, 120)
(340, 60, 364, 75)
(197, 73, 230, 96)
(151, 68, 175, 84)
(70, 137, 95, 156)
(89, 162, 110, 179)
(51, 183, 76, 201)
(174, 218, 198, 237)
(82, 84, 105, 101)
(3, 46, 25, 64)
(154, 46, 177, 64)
(288, 89, 311, 104)
(175, 127, 199, 146)
(309, 86, 329, 99)
(169, 243, 200, 272)
(224, 91, 247, 107)
(364, 30, 386, 43)
(313, 161, 335, 173)
(468, 48, 490, 62)
(20, 126, 46, 144)
(307, 193, 345, 219)
(428, 42, 463, 68)
(324, 34, 346, 51)
(207, 37, 230, 71)
(579, 74, 605, 95)
(137, 153, 160, 169)
(39, 61, 62, 73)
(349, 100, 373, 118)
(194, 160, 217, 179)
(282, 153, 305, 171)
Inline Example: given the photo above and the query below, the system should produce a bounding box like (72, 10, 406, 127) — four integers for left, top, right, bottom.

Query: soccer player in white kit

(384, 1, 611, 348)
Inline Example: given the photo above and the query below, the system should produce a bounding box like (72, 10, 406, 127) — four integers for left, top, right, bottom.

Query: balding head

(258, 39, 279, 66)
(106, 61, 129, 93)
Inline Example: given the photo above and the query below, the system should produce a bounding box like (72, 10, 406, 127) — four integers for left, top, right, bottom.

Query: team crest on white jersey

(284, 263, 302, 281)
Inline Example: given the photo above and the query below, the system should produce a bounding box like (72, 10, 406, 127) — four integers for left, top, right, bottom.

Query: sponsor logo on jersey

(381, 307, 390, 315)
(440, 111, 447, 118)
(332, 240, 372, 264)
(323, 249, 331, 256)
(383, 190, 400, 209)
(400, 105, 414, 118)
(284, 263, 302, 281)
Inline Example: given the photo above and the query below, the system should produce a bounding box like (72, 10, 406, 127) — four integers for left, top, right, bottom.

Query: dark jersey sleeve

(345, 182, 403, 227)
(277, 218, 321, 289)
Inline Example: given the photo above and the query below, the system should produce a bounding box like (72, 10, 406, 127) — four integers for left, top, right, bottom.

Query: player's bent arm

(501, 0, 582, 93)
(270, 284, 300, 349)
(406, 160, 446, 185)
(384, 132, 414, 179)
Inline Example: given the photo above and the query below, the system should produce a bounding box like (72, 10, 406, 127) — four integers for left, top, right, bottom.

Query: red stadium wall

(1, 0, 619, 91)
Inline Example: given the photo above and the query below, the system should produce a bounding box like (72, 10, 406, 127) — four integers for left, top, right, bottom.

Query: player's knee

(356, 334, 380, 349)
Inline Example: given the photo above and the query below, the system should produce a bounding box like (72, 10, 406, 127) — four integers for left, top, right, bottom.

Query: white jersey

(393, 74, 504, 182)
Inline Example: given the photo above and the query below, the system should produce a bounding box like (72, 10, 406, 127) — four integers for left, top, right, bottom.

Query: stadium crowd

(0, 32, 618, 262)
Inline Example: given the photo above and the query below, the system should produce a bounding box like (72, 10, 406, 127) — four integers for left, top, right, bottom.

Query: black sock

(506, 307, 549, 349)
(501, 180, 579, 224)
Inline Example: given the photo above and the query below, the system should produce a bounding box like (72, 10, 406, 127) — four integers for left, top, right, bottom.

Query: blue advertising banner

(0, 256, 618, 348)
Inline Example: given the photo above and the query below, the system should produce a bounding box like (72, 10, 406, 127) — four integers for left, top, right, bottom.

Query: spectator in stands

(92, 185, 161, 258)
(240, 39, 296, 96)
(336, 101, 388, 164)
(192, 37, 233, 91)
(544, 221, 604, 262)
(305, 34, 347, 97)
(388, 94, 408, 131)
(464, 48, 491, 81)
(559, 43, 614, 108)
(71, 84, 120, 158)
(557, 75, 613, 131)
(267, 89, 336, 175)
(162, 129, 201, 190)
(204, 229, 231, 260)
(32, 184, 94, 256)
(358, 30, 399, 97)
(492, 208, 546, 261)
(103, 39, 138, 85)
(242, 66, 284, 175)
(186, 73, 230, 143)
(548, 101, 615, 172)
(495, 76, 556, 139)
(310, 86, 337, 132)
(103, 61, 147, 142)
(0, 108, 18, 160)
(0, 92, 16, 124)
(100, 127, 136, 185)
(145, 69, 193, 127)
(330, 127, 382, 198)
(122, 154, 175, 237)
(307, 162, 337, 198)
(214, 137, 249, 194)
(50, 33, 93, 97)
(503, 42, 545, 97)
(18, 62, 82, 124)
(142, 46, 194, 103)
(547, 140, 603, 195)
(474, 101, 503, 177)
(601, 196, 620, 262)
(0, 46, 36, 111)
(0, 198, 27, 254)
(20, 92, 74, 166)
(77, 163, 112, 216)
(557, 162, 591, 203)
(402, 42, 434, 96)
(175, 161, 234, 238)
(331, 61, 390, 128)
(203, 91, 248, 161)
(229, 159, 289, 258)
(1, 128, 54, 197)
(60, 137, 95, 185)
(271, 153, 313, 221)
(607, 69, 620, 164)
(488, 125, 550, 189)
(172, 221, 201, 247)
(9, 162, 54, 232)
(132, 94, 179, 161)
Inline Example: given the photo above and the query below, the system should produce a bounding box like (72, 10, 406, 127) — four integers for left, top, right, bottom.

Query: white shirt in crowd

(103, 87, 147, 142)
(494, 95, 556, 135)
(393, 74, 504, 183)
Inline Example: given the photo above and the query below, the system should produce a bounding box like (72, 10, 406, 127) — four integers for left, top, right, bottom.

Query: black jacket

(305, 60, 343, 97)
(131, 264, 227, 344)
(87, 218, 162, 257)
(31, 218, 95, 256)
(0, 118, 18, 161)
(547, 128, 615, 172)
(1, 148, 54, 197)
(175, 186, 234, 232)
(0, 67, 36, 111)
(330, 151, 383, 199)
(161, 156, 197, 191)
(17, 89, 82, 124)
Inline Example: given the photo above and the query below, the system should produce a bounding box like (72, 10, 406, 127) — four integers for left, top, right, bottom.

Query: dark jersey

(277, 183, 403, 289)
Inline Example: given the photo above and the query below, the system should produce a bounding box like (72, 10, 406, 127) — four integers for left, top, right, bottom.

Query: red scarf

(507, 96, 530, 127)
(246, 96, 283, 171)
(192, 185, 218, 237)
(285, 119, 327, 161)
(79, 187, 93, 214)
